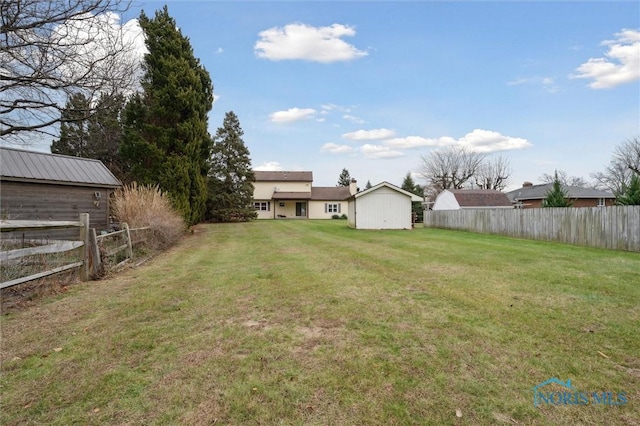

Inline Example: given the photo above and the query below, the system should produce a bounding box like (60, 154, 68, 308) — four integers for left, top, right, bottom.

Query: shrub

(111, 183, 185, 249)
(332, 214, 341, 219)
(340, 214, 348, 220)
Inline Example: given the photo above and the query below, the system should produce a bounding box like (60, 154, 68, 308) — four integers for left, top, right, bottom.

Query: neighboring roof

(352, 181, 423, 202)
(273, 191, 311, 200)
(0, 147, 121, 188)
(310, 186, 351, 201)
(449, 189, 513, 207)
(506, 183, 615, 202)
(254, 171, 313, 182)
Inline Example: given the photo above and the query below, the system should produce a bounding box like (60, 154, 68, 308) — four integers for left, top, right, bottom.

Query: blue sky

(47, 1, 640, 189)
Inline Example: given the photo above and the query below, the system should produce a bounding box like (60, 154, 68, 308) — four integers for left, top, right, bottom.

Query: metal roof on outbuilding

(0, 147, 121, 188)
(506, 183, 615, 202)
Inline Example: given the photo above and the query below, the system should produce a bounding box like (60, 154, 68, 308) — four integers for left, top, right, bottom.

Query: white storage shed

(347, 182, 423, 230)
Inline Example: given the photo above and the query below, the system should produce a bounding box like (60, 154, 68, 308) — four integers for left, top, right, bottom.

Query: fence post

(79, 213, 90, 281)
(89, 228, 101, 279)
(123, 222, 133, 260)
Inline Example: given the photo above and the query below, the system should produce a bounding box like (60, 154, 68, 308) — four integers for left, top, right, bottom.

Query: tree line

(3, 3, 255, 225)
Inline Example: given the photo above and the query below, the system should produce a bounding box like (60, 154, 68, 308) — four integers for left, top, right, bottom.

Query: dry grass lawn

(1, 220, 639, 425)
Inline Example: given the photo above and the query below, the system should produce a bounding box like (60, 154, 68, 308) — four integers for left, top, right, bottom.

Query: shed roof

(449, 189, 513, 207)
(310, 186, 351, 201)
(506, 183, 615, 201)
(0, 147, 121, 188)
(352, 181, 423, 202)
(254, 171, 313, 182)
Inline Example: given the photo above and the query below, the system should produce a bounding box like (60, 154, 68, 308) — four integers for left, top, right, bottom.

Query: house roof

(0, 147, 121, 188)
(449, 189, 513, 207)
(273, 191, 311, 200)
(506, 183, 615, 202)
(310, 186, 351, 201)
(254, 171, 313, 182)
(352, 181, 423, 202)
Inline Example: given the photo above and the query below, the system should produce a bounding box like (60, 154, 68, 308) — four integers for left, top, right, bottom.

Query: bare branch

(419, 146, 485, 190)
(0, 0, 143, 144)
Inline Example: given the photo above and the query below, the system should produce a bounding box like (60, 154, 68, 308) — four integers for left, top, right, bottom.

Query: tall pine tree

(206, 111, 256, 222)
(120, 6, 213, 225)
(51, 93, 92, 157)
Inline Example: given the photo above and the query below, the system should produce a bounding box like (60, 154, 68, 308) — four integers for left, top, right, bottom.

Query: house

(253, 171, 356, 219)
(0, 147, 122, 232)
(347, 182, 423, 230)
(432, 189, 513, 210)
(506, 182, 615, 208)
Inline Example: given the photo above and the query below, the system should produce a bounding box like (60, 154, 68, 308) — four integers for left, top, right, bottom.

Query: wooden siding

(1, 181, 113, 238)
(423, 205, 640, 252)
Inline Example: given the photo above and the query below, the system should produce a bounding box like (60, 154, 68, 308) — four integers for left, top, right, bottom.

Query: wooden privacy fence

(423, 205, 640, 252)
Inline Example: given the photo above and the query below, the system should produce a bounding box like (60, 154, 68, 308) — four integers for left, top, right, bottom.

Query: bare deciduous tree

(0, 0, 141, 144)
(614, 137, 640, 175)
(419, 146, 485, 190)
(539, 170, 589, 187)
(474, 155, 512, 190)
(591, 137, 640, 195)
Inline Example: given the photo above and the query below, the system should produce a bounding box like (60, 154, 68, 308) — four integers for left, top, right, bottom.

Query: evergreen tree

(206, 111, 257, 222)
(120, 6, 213, 226)
(616, 174, 640, 205)
(337, 168, 351, 186)
(401, 172, 424, 196)
(542, 171, 574, 207)
(51, 92, 126, 181)
(51, 93, 92, 157)
(401, 172, 424, 222)
(365, 180, 373, 190)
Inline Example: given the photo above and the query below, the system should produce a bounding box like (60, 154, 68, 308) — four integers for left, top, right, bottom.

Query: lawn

(1, 220, 638, 425)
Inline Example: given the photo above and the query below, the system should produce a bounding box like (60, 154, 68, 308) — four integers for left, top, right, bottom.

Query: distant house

(253, 171, 356, 219)
(0, 147, 121, 231)
(506, 182, 615, 208)
(432, 189, 513, 210)
(348, 182, 422, 230)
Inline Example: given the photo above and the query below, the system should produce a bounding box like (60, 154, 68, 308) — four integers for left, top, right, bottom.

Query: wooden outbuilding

(0, 147, 122, 232)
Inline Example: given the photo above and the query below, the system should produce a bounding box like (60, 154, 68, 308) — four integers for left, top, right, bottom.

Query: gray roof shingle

(1, 147, 121, 188)
(506, 183, 615, 201)
(254, 171, 313, 182)
(310, 186, 351, 200)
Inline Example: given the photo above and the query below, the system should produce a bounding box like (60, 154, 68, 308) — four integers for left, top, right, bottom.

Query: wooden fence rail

(0, 213, 90, 289)
(423, 205, 640, 252)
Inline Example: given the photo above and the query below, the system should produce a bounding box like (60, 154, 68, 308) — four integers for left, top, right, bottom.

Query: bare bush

(111, 183, 185, 249)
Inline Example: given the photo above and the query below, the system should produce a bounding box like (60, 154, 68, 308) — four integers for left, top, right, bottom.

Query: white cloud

(269, 107, 316, 123)
(343, 114, 365, 124)
(343, 128, 395, 141)
(507, 76, 559, 93)
(254, 162, 283, 171)
(216, 47, 224, 54)
(360, 144, 404, 159)
(571, 28, 640, 89)
(321, 143, 355, 154)
(384, 136, 455, 149)
(457, 129, 531, 153)
(254, 23, 368, 63)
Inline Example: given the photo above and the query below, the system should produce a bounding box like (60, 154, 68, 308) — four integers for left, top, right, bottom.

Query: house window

(254, 201, 270, 211)
(597, 198, 605, 207)
(279, 202, 285, 207)
(325, 203, 341, 213)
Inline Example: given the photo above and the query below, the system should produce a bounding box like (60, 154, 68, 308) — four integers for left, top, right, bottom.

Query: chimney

(349, 178, 358, 195)
(523, 181, 533, 187)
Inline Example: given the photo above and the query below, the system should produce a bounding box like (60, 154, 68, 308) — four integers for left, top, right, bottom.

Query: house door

(295, 202, 307, 217)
